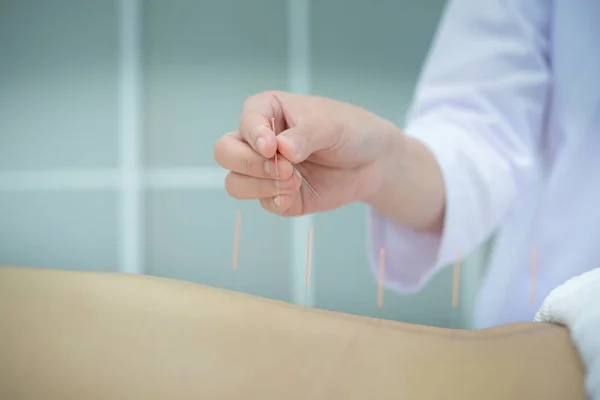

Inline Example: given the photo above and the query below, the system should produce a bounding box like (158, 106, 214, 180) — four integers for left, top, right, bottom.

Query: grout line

(144, 167, 227, 189)
(0, 170, 119, 191)
(119, 0, 143, 275)
(0, 168, 227, 191)
(288, 0, 311, 97)
(291, 216, 315, 306)
(288, 0, 314, 307)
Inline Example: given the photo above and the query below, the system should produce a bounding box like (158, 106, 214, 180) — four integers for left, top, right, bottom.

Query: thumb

(277, 125, 336, 164)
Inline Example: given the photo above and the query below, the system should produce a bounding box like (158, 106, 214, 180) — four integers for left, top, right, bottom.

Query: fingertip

(273, 194, 294, 211)
(260, 194, 294, 214)
(277, 135, 304, 164)
(260, 134, 278, 159)
(256, 137, 268, 156)
(241, 123, 276, 157)
(272, 157, 294, 180)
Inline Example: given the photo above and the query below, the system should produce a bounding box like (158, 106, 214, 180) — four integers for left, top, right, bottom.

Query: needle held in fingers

(263, 114, 281, 205)
(272, 117, 281, 204)
(293, 168, 320, 200)
(262, 113, 320, 202)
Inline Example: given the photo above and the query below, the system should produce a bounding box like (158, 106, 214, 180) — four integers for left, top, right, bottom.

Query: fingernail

(264, 161, 271, 175)
(256, 137, 266, 153)
(274, 196, 280, 208)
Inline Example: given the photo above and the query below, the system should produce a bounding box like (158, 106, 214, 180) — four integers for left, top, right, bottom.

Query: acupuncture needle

(452, 249, 461, 308)
(262, 114, 281, 202)
(271, 117, 281, 202)
(305, 228, 313, 307)
(378, 248, 386, 308)
(294, 168, 320, 200)
(232, 210, 242, 270)
(262, 113, 320, 201)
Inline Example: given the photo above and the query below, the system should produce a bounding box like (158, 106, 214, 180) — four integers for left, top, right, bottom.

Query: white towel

(535, 267, 600, 400)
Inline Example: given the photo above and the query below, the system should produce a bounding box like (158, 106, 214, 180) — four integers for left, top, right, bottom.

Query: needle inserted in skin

(452, 249, 461, 308)
(305, 228, 313, 307)
(378, 248, 386, 308)
(232, 210, 242, 270)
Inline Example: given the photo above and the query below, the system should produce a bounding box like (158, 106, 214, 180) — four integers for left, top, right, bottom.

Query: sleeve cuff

(368, 118, 503, 291)
(368, 206, 443, 292)
(407, 119, 487, 268)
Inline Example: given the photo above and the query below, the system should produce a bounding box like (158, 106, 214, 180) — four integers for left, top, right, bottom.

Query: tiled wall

(0, 0, 487, 327)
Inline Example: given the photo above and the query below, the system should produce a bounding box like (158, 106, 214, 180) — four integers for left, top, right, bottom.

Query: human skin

(0, 266, 587, 400)
(213, 91, 446, 233)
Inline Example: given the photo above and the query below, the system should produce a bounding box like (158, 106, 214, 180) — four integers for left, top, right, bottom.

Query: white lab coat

(369, 0, 600, 328)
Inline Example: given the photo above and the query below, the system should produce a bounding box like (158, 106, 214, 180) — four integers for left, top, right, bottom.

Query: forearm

(365, 119, 446, 234)
(0, 267, 586, 400)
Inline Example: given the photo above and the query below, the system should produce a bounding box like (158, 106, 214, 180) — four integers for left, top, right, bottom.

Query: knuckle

(296, 120, 314, 142)
(260, 90, 278, 103)
(259, 198, 276, 214)
(240, 157, 256, 174)
(247, 90, 275, 105)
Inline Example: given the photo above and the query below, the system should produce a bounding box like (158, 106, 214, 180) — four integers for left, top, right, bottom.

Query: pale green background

(0, 0, 491, 328)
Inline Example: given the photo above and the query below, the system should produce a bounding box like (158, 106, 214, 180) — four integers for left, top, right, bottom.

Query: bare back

(0, 267, 587, 399)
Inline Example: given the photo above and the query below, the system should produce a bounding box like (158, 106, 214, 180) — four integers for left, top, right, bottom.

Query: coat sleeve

(369, 0, 552, 290)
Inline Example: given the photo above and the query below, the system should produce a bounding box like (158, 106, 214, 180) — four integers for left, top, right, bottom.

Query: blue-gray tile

(0, 0, 119, 170)
(145, 189, 291, 302)
(311, 0, 445, 123)
(310, 0, 456, 326)
(0, 190, 118, 271)
(142, 0, 288, 167)
(313, 203, 458, 328)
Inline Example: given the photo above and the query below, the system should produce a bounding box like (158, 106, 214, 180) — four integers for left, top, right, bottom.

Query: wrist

(364, 125, 446, 234)
(361, 118, 407, 203)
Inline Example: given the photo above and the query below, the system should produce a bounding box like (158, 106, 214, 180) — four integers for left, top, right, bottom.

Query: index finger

(239, 91, 282, 159)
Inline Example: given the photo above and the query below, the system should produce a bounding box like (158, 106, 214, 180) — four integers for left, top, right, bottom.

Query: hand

(214, 91, 396, 216)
